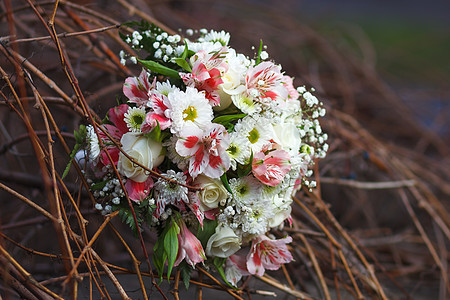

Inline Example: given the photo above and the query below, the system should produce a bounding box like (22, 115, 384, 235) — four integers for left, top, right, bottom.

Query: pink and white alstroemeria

(281, 75, 299, 101)
(107, 104, 130, 135)
(174, 220, 206, 267)
(252, 143, 291, 186)
(186, 192, 205, 228)
(245, 61, 287, 101)
(225, 254, 251, 286)
(246, 235, 293, 276)
(140, 92, 172, 133)
(175, 123, 231, 179)
(97, 104, 130, 167)
(125, 177, 153, 203)
(123, 69, 154, 106)
(180, 48, 228, 106)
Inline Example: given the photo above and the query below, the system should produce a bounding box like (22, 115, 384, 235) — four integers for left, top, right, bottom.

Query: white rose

(272, 121, 302, 154)
(194, 175, 228, 211)
(117, 132, 164, 182)
(206, 224, 241, 258)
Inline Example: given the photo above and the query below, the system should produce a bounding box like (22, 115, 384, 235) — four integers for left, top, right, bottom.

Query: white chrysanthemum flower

(154, 80, 178, 96)
(227, 177, 273, 236)
(168, 87, 213, 134)
(124, 106, 146, 132)
(204, 30, 230, 46)
(86, 125, 100, 161)
(174, 41, 223, 57)
(226, 132, 252, 170)
(231, 94, 258, 115)
(162, 135, 188, 170)
(261, 181, 283, 198)
(236, 207, 271, 237)
(233, 116, 274, 154)
(154, 170, 189, 207)
(229, 176, 261, 209)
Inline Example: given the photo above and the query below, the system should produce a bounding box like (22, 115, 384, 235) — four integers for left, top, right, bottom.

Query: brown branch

(257, 274, 316, 300)
(6, 24, 122, 44)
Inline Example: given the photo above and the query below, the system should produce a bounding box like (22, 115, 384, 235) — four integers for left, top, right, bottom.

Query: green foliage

(90, 180, 107, 190)
(220, 173, 233, 194)
(164, 220, 180, 280)
(118, 205, 144, 237)
(120, 21, 162, 57)
(62, 125, 86, 179)
(213, 113, 246, 132)
(145, 121, 162, 142)
(212, 113, 247, 125)
(140, 198, 156, 225)
(237, 151, 253, 178)
(74, 124, 86, 144)
(196, 219, 217, 249)
(213, 257, 234, 288)
(153, 236, 166, 282)
(255, 39, 264, 65)
(122, 20, 152, 31)
(177, 260, 192, 289)
(114, 197, 155, 238)
(173, 41, 192, 72)
(138, 59, 181, 79)
(62, 144, 81, 179)
(153, 217, 180, 282)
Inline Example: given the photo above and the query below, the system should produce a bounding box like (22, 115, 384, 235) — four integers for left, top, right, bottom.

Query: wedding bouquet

(74, 22, 328, 286)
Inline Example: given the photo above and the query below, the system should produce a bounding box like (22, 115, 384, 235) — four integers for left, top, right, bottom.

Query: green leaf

(90, 180, 107, 190)
(213, 257, 234, 288)
(145, 121, 162, 142)
(164, 220, 180, 281)
(212, 113, 247, 125)
(180, 41, 189, 59)
(173, 42, 192, 72)
(118, 207, 142, 237)
(196, 219, 217, 249)
(138, 59, 180, 78)
(220, 173, 233, 194)
(255, 39, 263, 65)
(74, 125, 86, 144)
(178, 260, 192, 290)
(173, 58, 192, 73)
(62, 144, 81, 179)
(153, 237, 166, 283)
(237, 151, 253, 178)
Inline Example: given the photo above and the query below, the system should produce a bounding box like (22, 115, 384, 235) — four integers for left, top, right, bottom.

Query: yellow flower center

(228, 144, 238, 156)
(248, 128, 259, 144)
(132, 114, 144, 126)
(183, 106, 197, 122)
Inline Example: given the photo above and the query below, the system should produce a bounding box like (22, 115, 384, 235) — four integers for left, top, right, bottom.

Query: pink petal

(203, 208, 219, 220)
(246, 246, 265, 276)
(141, 112, 171, 133)
(123, 69, 153, 105)
(150, 93, 169, 115)
(107, 104, 129, 134)
(125, 177, 153, 203)
(177, 221, 206, 267)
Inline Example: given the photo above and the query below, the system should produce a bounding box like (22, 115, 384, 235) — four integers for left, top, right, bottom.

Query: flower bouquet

(74, 22, 327, 286)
